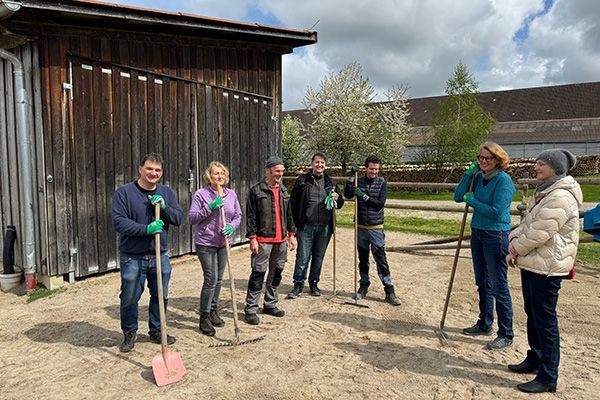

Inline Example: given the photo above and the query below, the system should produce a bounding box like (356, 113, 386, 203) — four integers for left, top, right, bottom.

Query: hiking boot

(486, 336, 513, 350)
(287, 283, 303, 299)
(119, 331, 136, 353)
(263, 306, 285, 317)
(199, 313, 216, 336)
(309, 282, 321, 297)
(245, 313, 260, 325)
(149, 331, 176, 345)
(385, 292, 402, 306)
(209, 310, 225, 327)
(462, 324, 493, 336)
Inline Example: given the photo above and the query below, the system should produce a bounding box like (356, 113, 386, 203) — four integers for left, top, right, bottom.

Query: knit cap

(536, 149, 576, 175)
(265, 156, 284, 169)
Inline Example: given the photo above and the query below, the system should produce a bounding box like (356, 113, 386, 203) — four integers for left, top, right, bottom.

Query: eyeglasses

(477, 155, 495, 162)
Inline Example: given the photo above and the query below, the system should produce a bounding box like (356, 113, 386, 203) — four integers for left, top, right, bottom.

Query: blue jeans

(119, 253, 172, 335)
(358, 228, 394, 290)
(521, 269, 562, 385)
(470, 228, 514, 339)
(292, 224, 331, 285)
(196, 245, 227, 314)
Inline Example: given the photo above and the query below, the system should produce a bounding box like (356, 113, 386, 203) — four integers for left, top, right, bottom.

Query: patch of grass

(580, 184, 600, 203)
(335, 207, 470, 237)
(27, 283, 66, 303)
(577, 243, 600, 267)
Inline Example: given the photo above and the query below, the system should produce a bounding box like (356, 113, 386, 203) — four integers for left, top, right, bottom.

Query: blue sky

(109, 0, 600, 110)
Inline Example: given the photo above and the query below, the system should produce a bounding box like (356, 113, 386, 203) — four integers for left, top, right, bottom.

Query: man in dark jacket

(344, 156, 401, 306)
(244, 156, 297, 325)
(112, 153, 183, 352)
(287, 152, 344, 298)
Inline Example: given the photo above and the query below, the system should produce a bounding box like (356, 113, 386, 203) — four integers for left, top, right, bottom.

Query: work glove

(150, 194, 166, 209)
(222, 224, 233, 237)
(346, 164, 359, 181)
(354, 187, 369, 201)
(463, 192, 474, 203)
(209, 196, 224, 210)
(465, 160, 479, 175)
(324, 190, 338, 210)
(146, 220, 164, 235)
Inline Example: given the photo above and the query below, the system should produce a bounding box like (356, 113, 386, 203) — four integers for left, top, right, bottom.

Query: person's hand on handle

(222, 224, 233, 237)
(147, 220, 164, 235)
(209, 196, 224, 210)
(465, 160, 479, 175)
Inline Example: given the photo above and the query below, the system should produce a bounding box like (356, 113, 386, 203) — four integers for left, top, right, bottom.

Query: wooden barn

(0, 0, 316, 287)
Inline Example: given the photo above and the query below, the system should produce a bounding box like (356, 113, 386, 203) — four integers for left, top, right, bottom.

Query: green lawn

(334, 207, 599, 267)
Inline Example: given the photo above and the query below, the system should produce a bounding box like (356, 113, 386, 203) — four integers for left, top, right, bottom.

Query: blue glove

(222, 224, 233, 236)
(354, 187, 369, 201)
(150, 194, 166, 209)
(146, 220, 164, 235)
(209, 196, 224, 210)
(463, 192, 474, 203)
(465, 160, 479, 175)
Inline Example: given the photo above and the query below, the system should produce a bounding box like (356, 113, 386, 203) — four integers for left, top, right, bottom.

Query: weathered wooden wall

(0, 42, 46, 275)
(34, 30, 283, 277)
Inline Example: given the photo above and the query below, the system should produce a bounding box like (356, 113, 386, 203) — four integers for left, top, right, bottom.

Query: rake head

(209, 335, 266, 348)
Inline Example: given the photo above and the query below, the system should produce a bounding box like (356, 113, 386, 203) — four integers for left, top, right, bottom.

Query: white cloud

(113, 0, 600, 109)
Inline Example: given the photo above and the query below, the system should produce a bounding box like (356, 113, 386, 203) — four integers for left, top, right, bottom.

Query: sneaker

(245, 313, 260, 325)
(462, 324, 493, 336)
(486, 336, 513, 350)
(385, 292, 402, 306)
(209, 310, 225, 327)
(309, 282, 321, 297)
(263, 306, 285, 317)
(148, 331, 176, 345)
(119, 331, 136, 353)
(287, 283, 303, 299)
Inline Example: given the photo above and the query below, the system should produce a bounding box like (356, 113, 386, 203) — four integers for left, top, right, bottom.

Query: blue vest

(357, 176, 385, 225)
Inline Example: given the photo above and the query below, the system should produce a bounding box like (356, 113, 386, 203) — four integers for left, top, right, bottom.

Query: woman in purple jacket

(189, 161, 242, 336)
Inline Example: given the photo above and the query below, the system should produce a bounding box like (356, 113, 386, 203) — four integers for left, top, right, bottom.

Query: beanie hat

(536, 149, 576, 175)
(265, 156, 284, 169)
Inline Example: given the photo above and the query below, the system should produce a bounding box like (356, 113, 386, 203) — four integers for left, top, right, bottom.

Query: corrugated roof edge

(21, 0, 317, 44)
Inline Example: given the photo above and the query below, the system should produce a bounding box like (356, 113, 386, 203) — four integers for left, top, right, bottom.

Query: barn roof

(9, 0, 317, 49)
(284, 81, 600, 144)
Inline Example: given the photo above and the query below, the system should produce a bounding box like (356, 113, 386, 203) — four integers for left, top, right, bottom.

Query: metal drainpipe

(0, 48, 37, 292)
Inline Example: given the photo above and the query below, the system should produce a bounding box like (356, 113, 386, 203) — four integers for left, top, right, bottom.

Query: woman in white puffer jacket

(506, 149, 582, 394)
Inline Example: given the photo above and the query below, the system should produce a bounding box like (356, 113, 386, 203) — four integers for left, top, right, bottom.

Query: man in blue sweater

(112, 153, 183, 353)
(345, 156, 401, 306)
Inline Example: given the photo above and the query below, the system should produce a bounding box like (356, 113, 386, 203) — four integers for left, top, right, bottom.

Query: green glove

(150, 194, 166, 209)
(146, 220, 164, 235)
(354, 187, 369, 201)
(209, 196, 224, 210)
(222, 224, 233, 236)
(465, 160, 479, 175)
(324, 190, 337, 210)
(347, 164, 359, 179)
(463, 192, 474, 203)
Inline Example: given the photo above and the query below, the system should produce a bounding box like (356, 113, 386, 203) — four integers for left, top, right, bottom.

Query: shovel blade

(152, 351, 187, 387)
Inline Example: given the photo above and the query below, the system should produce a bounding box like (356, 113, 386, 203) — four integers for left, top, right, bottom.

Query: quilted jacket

(509, 176, 583, 276)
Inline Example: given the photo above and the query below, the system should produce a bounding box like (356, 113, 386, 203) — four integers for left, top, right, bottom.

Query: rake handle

(439, 173, 475, 331)
(217, 185, 241, 339)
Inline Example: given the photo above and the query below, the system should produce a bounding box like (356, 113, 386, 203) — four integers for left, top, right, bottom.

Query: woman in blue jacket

(454, 141, 516, 350)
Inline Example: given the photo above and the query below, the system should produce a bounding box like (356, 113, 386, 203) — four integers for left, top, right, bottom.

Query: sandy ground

(1, 228, 599, 400)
